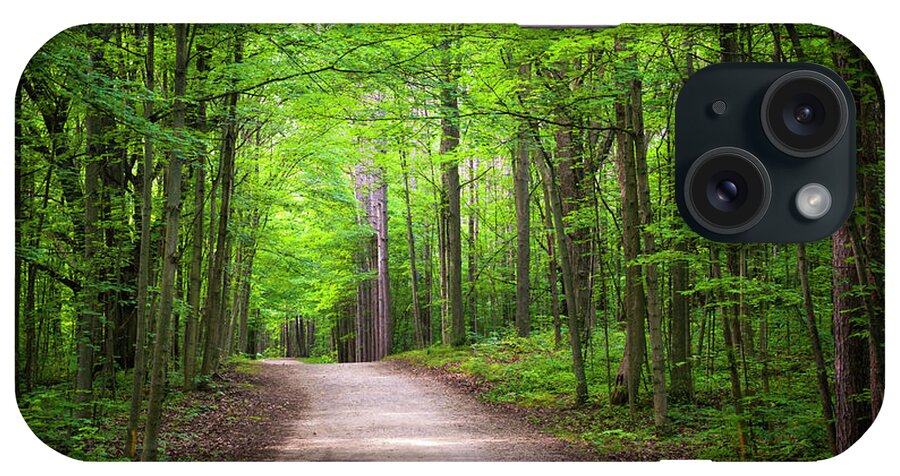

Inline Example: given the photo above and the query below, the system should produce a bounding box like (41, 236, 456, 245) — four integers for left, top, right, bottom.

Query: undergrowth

(390, 329, 833, 461)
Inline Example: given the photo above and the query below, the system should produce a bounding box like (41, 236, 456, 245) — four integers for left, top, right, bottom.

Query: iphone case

(14, 23, 884, 462)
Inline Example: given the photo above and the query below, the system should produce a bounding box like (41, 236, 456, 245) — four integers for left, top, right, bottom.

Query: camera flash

(795, 183, 832, 220)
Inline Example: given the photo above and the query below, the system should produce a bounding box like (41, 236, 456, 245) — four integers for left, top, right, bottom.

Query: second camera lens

(793, 104, 815, 125)
(684, 147, 772, 235)
(716, 180, 739, 203)
(761, 70, 849, 158)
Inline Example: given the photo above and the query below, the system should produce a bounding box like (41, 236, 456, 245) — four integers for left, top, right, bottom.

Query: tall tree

(127, 23, 154, 458)
(541, 185, 563, 349)
(611, 51, 647, 408)
(401, 152, 425, 349)
(831, 32, 885, 453)
(201, 33, 242, 378)
(669, 234, 692, 403)
(183, 42, 210, 390)
(142, 23, 188, 461)
(439, 36, 465, 347)
(422, 222, 434, 345)
(715, 246, 746, 458)
(534, 137, 588, 406)
(797, 243, 837, 454)
(236, 210, 260, 357)
(514, 106, 531, 338)
(77, 25, 117, 418)
(669, 45, 694, 404)
(629, 57, 668, 428)
(352, 164, 391, 361)
(466, 157, 479, 337)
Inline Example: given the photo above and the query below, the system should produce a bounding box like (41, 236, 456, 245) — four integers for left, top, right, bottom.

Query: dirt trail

(260, 358, 583, 461)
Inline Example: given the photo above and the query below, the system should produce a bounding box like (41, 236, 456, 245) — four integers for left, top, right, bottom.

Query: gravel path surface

(260, 358, 582, 461)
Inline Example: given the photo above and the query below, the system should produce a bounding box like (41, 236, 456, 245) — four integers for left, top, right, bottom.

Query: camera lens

(794, 104, 815, 124)
(715, 179, 739, 204)
(684, 147, 771, 235)
(706, 172, 748, 213)
(761, 70, 849, 158)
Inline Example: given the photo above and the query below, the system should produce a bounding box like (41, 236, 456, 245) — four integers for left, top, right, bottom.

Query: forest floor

(160, 358, 593, 461)
(157, 359, 306, 460)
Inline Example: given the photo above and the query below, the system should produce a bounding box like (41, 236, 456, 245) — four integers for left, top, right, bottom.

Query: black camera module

(676, 63, 856, 243)
(761, 70, 849, 158)
(684, 147, 771, 235)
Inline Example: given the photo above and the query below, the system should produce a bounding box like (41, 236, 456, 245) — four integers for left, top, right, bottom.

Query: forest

(14, 23, 883, 461)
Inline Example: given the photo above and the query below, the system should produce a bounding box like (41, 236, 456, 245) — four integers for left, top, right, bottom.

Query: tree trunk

(401, 152, 425, 349)
(466, 158, 479, 338)
(21, 169, 53, 397)
(237, 213, 258, 357)
(440, 51, 465, 347)
(141, 24, 187, 461)
(798, 243, 837, 454)
(611, 69, 647, 409)
(671, 42, 696, 403)
(184, 157, 203, 387)
(713, 246, 746, 459)
(629, 69, 668, 428)
(669, 236, 692, 402)
(514, 120, 531, 338)
(221, 231, 236, 357)
(128, 24, 154, 457)
(226, 244, 244, 358)
(201, 34, 242, 378)
(830, 31, 882, 453)
(831, 224, 871, 454)
(541, 185, 562, 349)
(785, 24, 806, 61)
(437, 178, 449, 346)
(373, 175, 391, 359)
(353, 165, 391, 361)
(183, 42, 209, 391)
(833, 31, 885, 427)
(296, 318, 307, 357)
(738, 248, 756, 361)
(719, 24, 742, 63)
(77, 26, 117, 418)
(423, 223, 434, 345)
(553, 116, 593, 366)
(729, 246, 757, 455)
(534, 139, 588, 406)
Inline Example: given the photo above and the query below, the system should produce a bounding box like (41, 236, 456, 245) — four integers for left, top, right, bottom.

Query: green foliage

(395, 327, 839, 460)
(19, 386, 129, 461)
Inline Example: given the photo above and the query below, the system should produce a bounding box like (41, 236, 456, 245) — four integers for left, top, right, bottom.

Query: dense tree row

(15, 23, 883, 460)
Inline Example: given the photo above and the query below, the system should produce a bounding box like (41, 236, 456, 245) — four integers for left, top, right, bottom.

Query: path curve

(260, 358, 581, 461)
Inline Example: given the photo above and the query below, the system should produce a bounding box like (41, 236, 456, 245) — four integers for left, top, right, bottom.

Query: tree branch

(22, 258, 81, 293)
